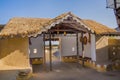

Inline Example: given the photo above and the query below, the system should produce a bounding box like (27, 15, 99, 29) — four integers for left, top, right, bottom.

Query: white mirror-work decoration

(33, 48, 37, 54)
(113, 52, 116, 55)
(72, 47, 75, 52)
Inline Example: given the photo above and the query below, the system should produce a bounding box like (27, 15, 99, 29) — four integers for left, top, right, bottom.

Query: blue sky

(0, 0, 117, 28)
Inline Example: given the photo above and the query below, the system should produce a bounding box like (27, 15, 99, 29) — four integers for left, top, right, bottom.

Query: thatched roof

(82, 20, 116, 34)
(40, 12, 116, 34)
(0, 18, 50, 38)
(0, 12, 117, 38)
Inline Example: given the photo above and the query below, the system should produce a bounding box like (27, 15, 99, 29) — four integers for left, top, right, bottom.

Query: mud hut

(0, 12, 119, 75)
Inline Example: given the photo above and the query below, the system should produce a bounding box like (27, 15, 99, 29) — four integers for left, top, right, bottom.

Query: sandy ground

(30, 53, 120, 80)
(31, 62, 120, 80)
(0, 49, 119, 80)
(0, 70, 18, 80)
(0, 63, 32, 80)
(0, 62, 119, 80)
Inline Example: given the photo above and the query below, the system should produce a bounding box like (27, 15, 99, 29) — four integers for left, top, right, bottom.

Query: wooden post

(43, 33, 46, 71)
(114, 0, 117, 9)
(76, 33, 79, 63)
(81, 32, 85, 67)
(49, 32, 52, 71)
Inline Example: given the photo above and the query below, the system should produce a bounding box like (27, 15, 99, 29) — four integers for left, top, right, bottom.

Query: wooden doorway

(45, 38, 61, 63)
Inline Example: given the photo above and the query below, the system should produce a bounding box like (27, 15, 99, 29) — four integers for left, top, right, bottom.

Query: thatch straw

(0, 12, 116, 38)
(0, 18, 50, 37)
(42, 12, 116, 34)
(82, 20, 116, 34)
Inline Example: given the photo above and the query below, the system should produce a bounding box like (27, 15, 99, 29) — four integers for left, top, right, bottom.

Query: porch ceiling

(47, 20, 90, 34)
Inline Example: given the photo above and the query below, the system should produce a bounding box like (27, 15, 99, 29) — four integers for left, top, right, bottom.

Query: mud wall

(0, 37, 30, 67)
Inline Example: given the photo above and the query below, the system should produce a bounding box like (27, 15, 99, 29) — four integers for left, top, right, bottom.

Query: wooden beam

(43, 33, 46, 71)
(76, 33, 79, 64)
(48, 29, 79, 32)
(61, 23, 88, 33)
(45, 38, 59, 41)
(49, 32, 52, 71)
(114, 0, 117, 9)
(68, 23, 89, 32)
(50, 22, 90, 33)
(81, 32, 85, 67)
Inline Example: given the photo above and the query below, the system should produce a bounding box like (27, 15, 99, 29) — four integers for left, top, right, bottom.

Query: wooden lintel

(61, 23, 89, 33)
(48, 29, 79, 32)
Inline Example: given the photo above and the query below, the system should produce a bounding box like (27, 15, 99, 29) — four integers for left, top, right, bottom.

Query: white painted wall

(60, 35, 77, 56)
(83, 33, 91, 58)
(91, 34, 96, 61)
(60, 33, 96, 59)
(78, 33, 82, 56)
(29, 36, 44, 58)
(29, 33, 96, 60)
(78, 33, 93, 59)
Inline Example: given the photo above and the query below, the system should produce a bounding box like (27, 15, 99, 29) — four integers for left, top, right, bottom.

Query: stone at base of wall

(62, 56, 77, 62)
(79, 60, 107, 72)
(107, 62, 120, 71)
(16, 69, 32, 80)
(30, 58, 43, 65)
(79, 60, 120, 72)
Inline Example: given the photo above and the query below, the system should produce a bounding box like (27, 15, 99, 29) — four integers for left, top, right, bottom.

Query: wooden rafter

(60, 23, 88, 33)
(48, 29, 79, 33)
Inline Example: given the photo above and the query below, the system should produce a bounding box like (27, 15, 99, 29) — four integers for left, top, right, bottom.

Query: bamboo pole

(81, 32, 85, 67)
(76, 33, 79, 63)
(43, 33, 46, 71)
(49, 32, 52, 71)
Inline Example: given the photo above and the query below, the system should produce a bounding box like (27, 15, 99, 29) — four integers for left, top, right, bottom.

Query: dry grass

(82, 20, 116, 34)
(0, 12, 116, 38)
(0, 18, 50, 37)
